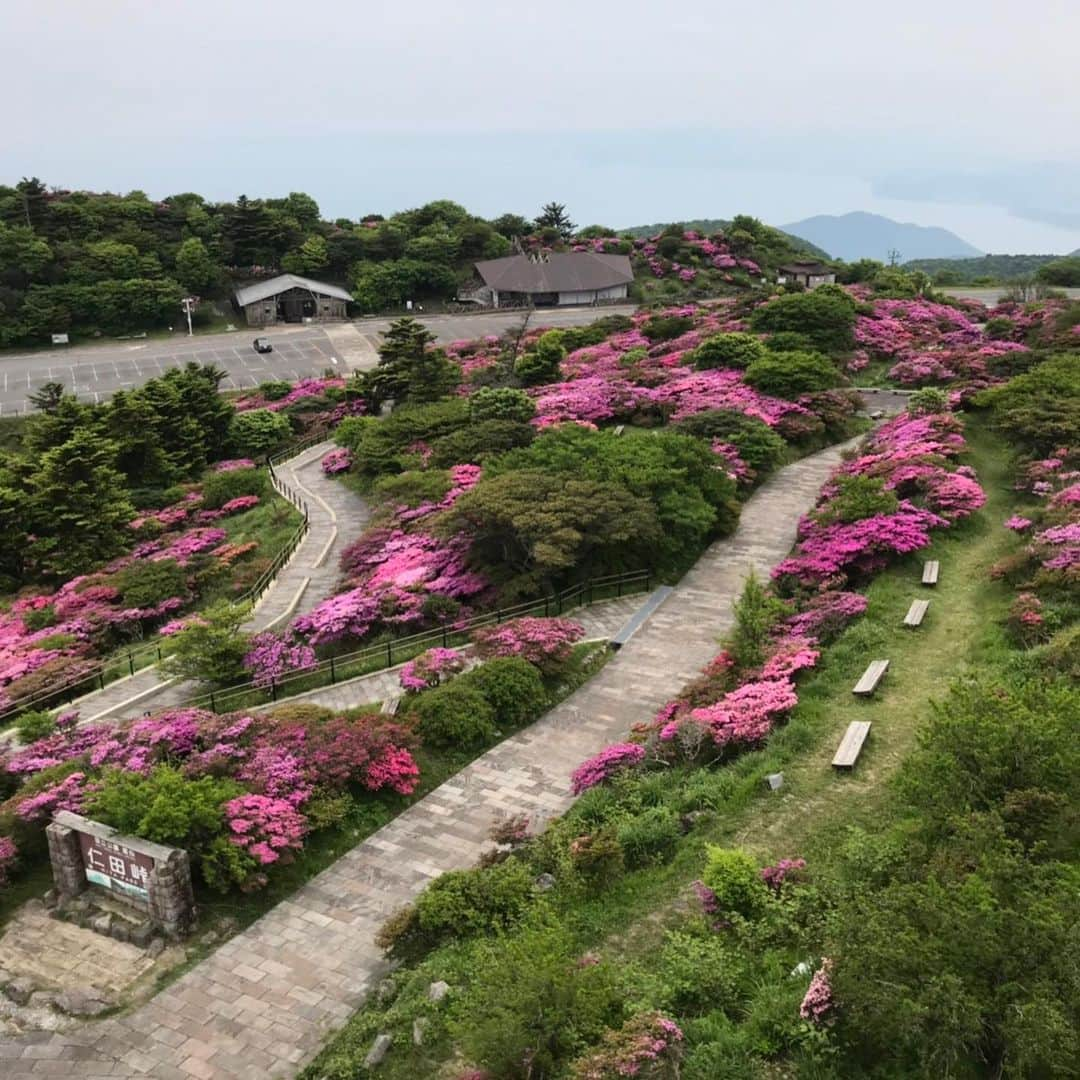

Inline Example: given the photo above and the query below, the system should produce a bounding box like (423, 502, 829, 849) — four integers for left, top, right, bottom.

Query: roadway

(0, 305, 638, 415)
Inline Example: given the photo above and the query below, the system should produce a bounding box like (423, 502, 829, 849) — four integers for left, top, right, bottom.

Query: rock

(3, 977, 35, 1006)
(534, 873, 556, 892)
(23, 898, 45, 914)
(90, 913, 113, 936)
(42, 889, 59, 910)
(363, 1033, 393, 1067)
(427, 980, 450, 1003)
(376, 978, 397, 1004)
(109, 921, 130, 944)
(54, 988, 111, 1018)
(412, 1018, 428, 1046)
(679, 811, 707, 833)
(129, 921, 155, 949)
(217, 915, 239, 935)
(147, 938, 166, 959)
(28, 991, 57, 1009)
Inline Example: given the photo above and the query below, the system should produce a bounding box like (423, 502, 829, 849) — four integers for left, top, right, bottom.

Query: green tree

(281, 234, 329, 276)
(535, 201, 576, 239)
(361, 316, 459, 409)
(28, 428, 134, 579)
(468, 387, 536, 424)
(1035, 256, 1080, 287)
(515, 329, 566, 386)
(163, 602, 250, 685)
(689, 332, 767, 370)
(490, 212, 533, 239)
(228, 408, 292, 456)
(173, 237, 219, 293)
(729, 571, 786, 669)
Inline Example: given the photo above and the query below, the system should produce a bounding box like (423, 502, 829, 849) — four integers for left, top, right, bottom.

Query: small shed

(234, 274, 352, 327)
(470, 252, 634, 308)
(777, 261, 836, 290)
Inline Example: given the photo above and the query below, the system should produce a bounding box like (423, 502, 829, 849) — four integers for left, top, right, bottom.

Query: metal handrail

(0, 441, 318, 726)
(186, 569, 651, 714)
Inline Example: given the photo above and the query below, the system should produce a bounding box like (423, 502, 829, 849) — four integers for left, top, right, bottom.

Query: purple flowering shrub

(568, 1011, 684, 1079)
(471, 617, 585, 675)
(243, 631, 318, 689)
(321, 447, 353, 475)
(399, 647, 465, 691)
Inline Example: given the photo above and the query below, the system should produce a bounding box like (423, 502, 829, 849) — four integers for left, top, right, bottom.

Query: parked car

(253, 337, 273, 353)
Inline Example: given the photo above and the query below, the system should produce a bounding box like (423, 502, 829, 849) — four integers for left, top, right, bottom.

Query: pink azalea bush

(569, 1011, 684, 1079)
(800, 960, 834, 1024)
(243, 631, 318, 688)
(224, 793, 307, 867)
(471, 617, 585, 674)
(571, 743, 646, 795)
(399, 647, 465, 691)
(761, 856, 807, 892)
(0, 835, 16, 886)
(321, 447, 353, 474)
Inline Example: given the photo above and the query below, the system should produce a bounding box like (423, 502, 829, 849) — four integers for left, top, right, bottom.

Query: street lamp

(180, 296, 198, 337)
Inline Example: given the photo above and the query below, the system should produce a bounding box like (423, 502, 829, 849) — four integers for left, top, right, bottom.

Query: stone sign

(47, 811, 196, 938)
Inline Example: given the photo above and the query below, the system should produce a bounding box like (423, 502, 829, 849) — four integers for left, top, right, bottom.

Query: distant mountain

(780, 212, 982, 262)
(621, 218, 831, 260)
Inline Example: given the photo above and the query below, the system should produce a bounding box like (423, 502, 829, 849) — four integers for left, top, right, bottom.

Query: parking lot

(0, 305, 637, 414)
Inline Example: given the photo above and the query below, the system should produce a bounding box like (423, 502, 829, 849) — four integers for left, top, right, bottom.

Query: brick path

(63, 443, 370, 725)
(0, 440, 852, 1078)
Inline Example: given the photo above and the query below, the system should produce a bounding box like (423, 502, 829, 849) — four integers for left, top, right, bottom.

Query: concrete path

(67, 442, 369, 724)
(0, 439, 853, 1078)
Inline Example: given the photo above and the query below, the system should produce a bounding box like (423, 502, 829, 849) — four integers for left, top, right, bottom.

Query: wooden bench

(380, 696, 401, 716)
(832, 721, 872, 770)
(903, 599, 930, 628)
(613, 424, 625, 436)
(852, 659, 889, 696)
(922, 560, 940, 587)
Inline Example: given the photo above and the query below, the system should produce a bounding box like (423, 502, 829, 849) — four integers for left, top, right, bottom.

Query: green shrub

(228, 408, 292, 457)
(690, 332, 767, 370)
(201, 834, 258, 893)
(411, 680, 497, 748)
(161, 602, 250, 685)
(908, 387, 949, 416)
(199, 466, 269, 509)
(763, 330, 816, 353)
(415, 858, 534, 940)
(515, 330, 567, 386)
(651, 930, 742, 1015)
(14, 709, 56, 744)
(984, 316, 1016, 341)
(673, 410, 786, 475)
(468, 386, 536, 424)
(743, 350, 844, 399)
(616, 806, 681, 868)
(569, 826, 625, 887)
(749, 287, 857, 353)
(113, 557, 190, 608)
(258, 380, 292, 401)
(701, 845, 768, 918)
(641, 315, 694, 342)
(559, 315, 633, 352)
(730, 571, 787, 670)
(21, 605, 57, 632)
(450, 926, 626, 1077)
(814, 474, 899, 525)
(976, 354, 1080, 455)
(467, 657, 548, 728)
(371, 469, 452, 509)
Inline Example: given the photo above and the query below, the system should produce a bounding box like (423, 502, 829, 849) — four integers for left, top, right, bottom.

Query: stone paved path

(61, 443, 370, 725)
(0, 440, 853, 1078)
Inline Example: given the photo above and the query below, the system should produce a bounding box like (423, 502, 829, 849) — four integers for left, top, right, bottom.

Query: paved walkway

(0, 439, 853, 1078)
(67, 443, 369, 724)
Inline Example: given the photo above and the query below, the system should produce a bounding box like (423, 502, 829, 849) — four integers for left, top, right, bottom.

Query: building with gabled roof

(469, 252, 634, 307)
(233, 274, 353, 327)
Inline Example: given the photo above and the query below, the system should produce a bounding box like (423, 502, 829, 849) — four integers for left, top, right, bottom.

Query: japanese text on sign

(78, 832, 154, 900)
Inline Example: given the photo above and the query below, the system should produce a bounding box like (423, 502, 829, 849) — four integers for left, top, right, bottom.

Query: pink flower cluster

(243, 630, 318, 688)
(570, 743, 646, 795)
(761, 856, 807, 892)
(471, 616, 584, 674)
(800, 960, 834, 1023)
(224, 793, 307, 866)
(234, 377, 346, 413)
(0, 836, 15, 886)
(569, 1011, 684, 1079)
(213, 458, 256, 472)
(321, 447, 353, 474)
(399, 647, 465, 691)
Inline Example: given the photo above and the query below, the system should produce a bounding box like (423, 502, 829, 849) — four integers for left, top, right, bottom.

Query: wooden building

(234, 274, 352, 327)
(776, 261, 837, 290)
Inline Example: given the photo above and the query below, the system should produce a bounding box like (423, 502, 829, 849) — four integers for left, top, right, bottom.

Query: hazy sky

(5, 0, 1080, 253)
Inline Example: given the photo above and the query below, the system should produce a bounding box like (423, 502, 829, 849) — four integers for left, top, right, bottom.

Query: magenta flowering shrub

(569, 1011, 684, 1079)
(321, 446, 353, 474)
(471, 617, 585, 674)
(224, 793, 307, 867)
(242, 631, 318, 688)
(0, 835, 16, 886)
(213, 458, 256, 472)
(221, 495, 261, 515)
(761, 856, 807, 893)
(234, 376, 347, 413)
(1005, 515, 1033, 532)
(399, 647, 465, 691)
(800, 959, 835, 1024)
(570, 743, 646, 795)
(15, 771, 89, 822)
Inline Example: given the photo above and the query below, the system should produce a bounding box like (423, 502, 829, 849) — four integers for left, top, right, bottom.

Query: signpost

(51, 332, 69, 345)
(47, 811, 195, 937)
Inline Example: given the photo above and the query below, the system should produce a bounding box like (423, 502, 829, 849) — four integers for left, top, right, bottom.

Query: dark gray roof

(779, 261, 833, 275)
(234, 274, 353, 307)
(474, 253, 633, 294)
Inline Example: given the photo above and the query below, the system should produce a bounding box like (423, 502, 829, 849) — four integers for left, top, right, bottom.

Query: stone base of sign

(47, 812, 196, 938)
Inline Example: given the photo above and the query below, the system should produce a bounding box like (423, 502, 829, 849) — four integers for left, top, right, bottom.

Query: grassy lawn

(302, 418, 1023, 1078)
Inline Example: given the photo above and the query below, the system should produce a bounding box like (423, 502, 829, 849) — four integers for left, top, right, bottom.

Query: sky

(4, 0, 1080, 254)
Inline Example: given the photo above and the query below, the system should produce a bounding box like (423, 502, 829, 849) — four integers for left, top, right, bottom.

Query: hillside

(903, 252, 1061, 282)
(622, 218, 831, 259)
(782, 210, 982, 261)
